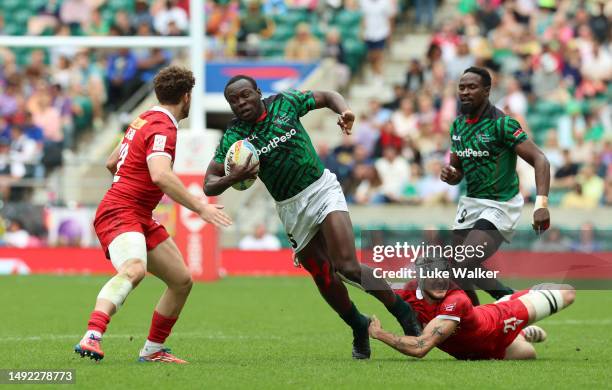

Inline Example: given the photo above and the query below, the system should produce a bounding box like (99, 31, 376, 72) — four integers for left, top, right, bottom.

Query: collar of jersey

(465, 102, 491, 124)
(255, 107, 268, 123)
(151, 105, 179, 129)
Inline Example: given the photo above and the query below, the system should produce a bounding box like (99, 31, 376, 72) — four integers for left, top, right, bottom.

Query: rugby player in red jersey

(368, 257, 575, 360)
(74, 66, 232, 363)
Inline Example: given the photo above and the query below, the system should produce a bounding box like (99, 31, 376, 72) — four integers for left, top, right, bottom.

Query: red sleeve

(144, 121, 176, 162)
(436, 291, 471, 323)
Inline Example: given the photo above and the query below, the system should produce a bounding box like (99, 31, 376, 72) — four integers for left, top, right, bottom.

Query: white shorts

(452, 193, 523, 242)
(108, 232, 147, 271)
(276, 169, 349, 253)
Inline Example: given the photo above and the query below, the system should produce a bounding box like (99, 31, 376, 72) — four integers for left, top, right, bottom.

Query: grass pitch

(1, 275, 611, 389)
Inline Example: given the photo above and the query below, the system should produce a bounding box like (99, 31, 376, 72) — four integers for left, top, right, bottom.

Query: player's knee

(336, 262, 361, 283)
(119, 259, 146, 286)
(560, 285, 576, 307)
(170, 273, 193, 294)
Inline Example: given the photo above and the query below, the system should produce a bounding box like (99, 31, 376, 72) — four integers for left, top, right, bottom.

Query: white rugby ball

(224, 139, 259, 191)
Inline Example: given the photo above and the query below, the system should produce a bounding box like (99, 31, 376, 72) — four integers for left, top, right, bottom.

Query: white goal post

(0, 0, 206, 131)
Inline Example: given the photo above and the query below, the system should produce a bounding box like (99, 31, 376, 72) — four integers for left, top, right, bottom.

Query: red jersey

(102, 106, 178, 216)
(399, 281, 529, 360)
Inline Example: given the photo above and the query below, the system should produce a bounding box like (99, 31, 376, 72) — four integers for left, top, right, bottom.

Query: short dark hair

(153, 65, 195, 105)
(463, 67, 492, 87)
(224, 75, 258, 92)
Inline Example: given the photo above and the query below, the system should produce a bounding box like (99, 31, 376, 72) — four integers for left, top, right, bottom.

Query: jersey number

(114, 143, 130, 182)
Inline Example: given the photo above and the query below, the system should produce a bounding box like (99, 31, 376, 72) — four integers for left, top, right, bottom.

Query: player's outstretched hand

(228, 154, 259, 182)
(199, 204, 232, 227)
(337, 110, 355, 135)
(532, 208, 550, 235)
(368, 315, 382, 338)
(440, 165, 459, 183)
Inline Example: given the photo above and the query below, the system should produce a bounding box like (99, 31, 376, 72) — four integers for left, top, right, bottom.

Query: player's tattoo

(431, 326, 445, 337)
(392, 335, 406, 349)
(413, 338, 426, 349)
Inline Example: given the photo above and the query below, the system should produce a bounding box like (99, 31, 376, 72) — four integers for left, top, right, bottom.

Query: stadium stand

(0, 0, 610, 249)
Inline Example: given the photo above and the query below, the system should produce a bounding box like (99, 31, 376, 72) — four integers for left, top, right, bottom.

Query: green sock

(339, 302, 369, 332)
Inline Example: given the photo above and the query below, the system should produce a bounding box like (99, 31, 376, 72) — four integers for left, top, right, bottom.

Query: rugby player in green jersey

(204, 75, 422, 359)
(441, 67, 551, 305)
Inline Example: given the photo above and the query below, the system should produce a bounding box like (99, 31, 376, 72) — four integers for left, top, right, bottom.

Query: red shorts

(94, 201, 169, 259)
(443, 299, 530, 360)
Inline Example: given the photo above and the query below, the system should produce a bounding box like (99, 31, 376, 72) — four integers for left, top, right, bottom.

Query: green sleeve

(213, 128, 241, 164)
(449, 121, 458, 153)
(282, 89, 316, 117)
(499, 116, 528, 149)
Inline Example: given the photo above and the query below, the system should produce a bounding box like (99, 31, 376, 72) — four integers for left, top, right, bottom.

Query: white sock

(140, 340, 164, 356)
(84, 330, 102, 340)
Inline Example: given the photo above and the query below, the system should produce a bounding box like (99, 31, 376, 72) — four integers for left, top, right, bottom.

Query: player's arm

(203, 156, 259, 196)
(105, 142, 122, 175)
(515, 139, 551, 234)
(148, 156, 232, 227)
(368, 315, 457, 358)
(311, 90, 354, 134)
(440, 152, 464, 185)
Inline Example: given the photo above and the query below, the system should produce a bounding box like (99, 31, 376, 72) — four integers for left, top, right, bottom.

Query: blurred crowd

(319, 0, 611, 208)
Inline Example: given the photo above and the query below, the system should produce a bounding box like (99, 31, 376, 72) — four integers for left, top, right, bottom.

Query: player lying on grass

(204, 75, 421, 359)
(368, 257, 575, 360)
(441, 67, 551, 305)
(74, 66, 231, 363)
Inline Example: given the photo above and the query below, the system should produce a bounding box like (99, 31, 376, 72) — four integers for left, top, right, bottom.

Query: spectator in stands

(446, 41, 475, 81)
(603, 177, 612, 206)
(353, 113, 379, 157)
(29, 90, 63, 144)
(83, 7, 110, 36)
(154, 0, 189, 35)
(285, 23, 322, 62)
(391, 96, 418, 140)
(571, 222, 602, 253)
(74, 50, 106, 126)
(589, 1, 609, 44)
(416, 159, 458, 205)
(578, 164, 605, 205)
(239, 223, 281, 250)
(114, 10, 135, 36)
(373, 121, 401, 158)
(531, 227, 571, 252)
(27, 0, 61, 36)
(8, 125, 39, 178)
(360, 0, 395, 84)
(347, 164, 384, 205)
(60, 0, 92, 30)
(206, 0, 240, 58)
(322, 28, 350, 88)
(50, 24, 78, 67)
(237, 0, 274, 57)
(414, 0, 436, 30)
(375, 146, 409, 203)
(404, 59, 424, 93)
(561, 183, 597, 209)
(0, 79, 19, 118)
(552, 149, 579, 189)
(497, 77, 528, 117)
(106, 48, 140, 110)
(329, 135, 356, 186)
(3, 219, 31, 248)
(132, 0, 155, 32)
(541, 130, 563, 172)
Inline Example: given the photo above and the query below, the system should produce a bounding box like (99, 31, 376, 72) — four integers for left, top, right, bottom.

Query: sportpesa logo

(248, 129, 297, 156)
(456, 148, 490, 158)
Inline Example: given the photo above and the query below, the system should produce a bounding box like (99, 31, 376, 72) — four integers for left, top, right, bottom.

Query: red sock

(87, 310, 111, 334)
(147, 311, 178, 344)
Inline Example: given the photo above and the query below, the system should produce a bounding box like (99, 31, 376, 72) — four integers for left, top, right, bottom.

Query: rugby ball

(224, 140, 259, 191)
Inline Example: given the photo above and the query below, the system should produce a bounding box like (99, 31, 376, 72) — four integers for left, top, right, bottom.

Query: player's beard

(459, 101, 476, 115)
(181, 96, 191, 119)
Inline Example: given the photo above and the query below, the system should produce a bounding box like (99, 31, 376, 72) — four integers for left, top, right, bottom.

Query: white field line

(0, 332, 282, 343)
(1, 319, 610, 342)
